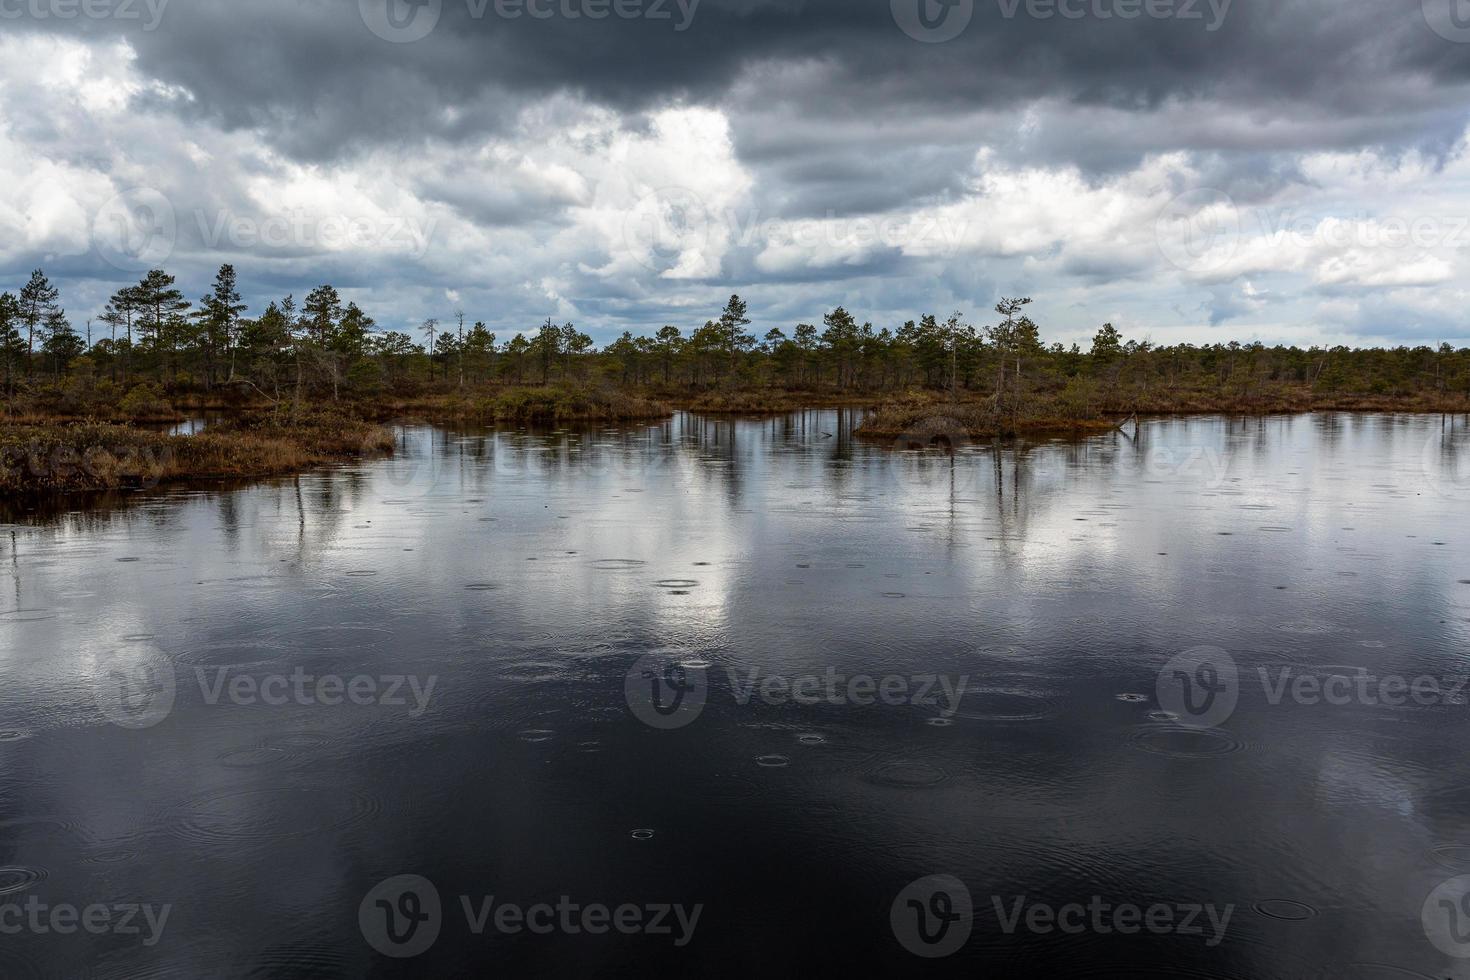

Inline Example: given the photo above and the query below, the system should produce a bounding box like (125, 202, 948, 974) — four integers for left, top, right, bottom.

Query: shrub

(347, 360, 385, 394)
(118, 383, 174, 420)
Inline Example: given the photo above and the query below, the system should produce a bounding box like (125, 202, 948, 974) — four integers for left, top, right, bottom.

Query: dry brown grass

(852, 383, 1470, 442)
(357, 386, 671, 424)
(856, 398, 1117, 441)
(0, 410, 393, 495)
(675, 388, 874, 414)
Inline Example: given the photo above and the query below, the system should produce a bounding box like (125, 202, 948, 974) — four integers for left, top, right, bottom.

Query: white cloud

(2, 29, 1469, 348)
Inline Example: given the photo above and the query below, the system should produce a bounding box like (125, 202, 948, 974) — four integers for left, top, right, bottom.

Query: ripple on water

(1115, 693, 1148, 703)
(80, 847, 138, 868)
(169, 786, 381, 846)
(0, 609, 55, 623)
(243, 944, 346, 978)
(860, 759, 951, 789)
(654, 579, 699, 589)
(952, 686, 1059, 723)
(590, 559, 646, 570)
(1127, 725, 1247, 759)
(497, 661, 567, 683)
(217, 746, 294, 770)
(291, 624, 393, 653)
(0, 866, 47, 895)
(265, 732, 335, 751)
(464, 583, 500, 591)
(517, 729, 556, 743)
(1337, 967, 1440, 980)
(1430, 843, 1470, 872)
(1252, 899, 1318, 921)
(0, 816, 88, 845)
(174, 641, 284, 669)
(0, 948, 47, 980)
(631, 829, 655, 840)
(756, 754, 790, 768)
(1276, 619, 1338, 635)
(677, 658, 713, 670)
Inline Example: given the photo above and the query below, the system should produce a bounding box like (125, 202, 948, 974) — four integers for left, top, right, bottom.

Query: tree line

(2, 266, 1467, 403)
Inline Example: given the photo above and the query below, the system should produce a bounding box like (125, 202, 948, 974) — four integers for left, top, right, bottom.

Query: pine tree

(718, 294, 752, 377)
(303, 285, 342, 346)
(40, 311, 84, 377)
(100, 285, 142, 382)
(655, 325, 681, 384)
(464, 321, 496, 381)
(535, 318, 559, 384)
(0, 292, 22, 395)
(1091, 322, 1123, 363)
(194, 264, 246, 388)
(18, 269, 60, 377)
(133, 269, 190, 382)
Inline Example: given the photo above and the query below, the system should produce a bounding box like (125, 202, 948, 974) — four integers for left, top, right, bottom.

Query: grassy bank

(353, 386, 671, 424)
(854, 385, 1470, 442)
(672, 388, 874, 414)
(0, 409, 393, 495)
(8, 376, 1468, 496)
(855, 396, 1115, 442)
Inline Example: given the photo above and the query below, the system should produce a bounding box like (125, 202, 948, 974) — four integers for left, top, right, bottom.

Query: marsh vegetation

(4, 268, 1467, 493)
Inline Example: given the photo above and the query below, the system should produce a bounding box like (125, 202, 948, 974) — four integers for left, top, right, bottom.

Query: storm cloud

(3, 0, 1469, 346)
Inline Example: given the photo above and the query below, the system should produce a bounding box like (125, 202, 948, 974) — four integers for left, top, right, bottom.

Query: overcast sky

(3, 0, 1469, 347)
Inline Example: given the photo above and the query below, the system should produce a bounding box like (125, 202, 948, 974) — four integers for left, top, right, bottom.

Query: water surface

(2, 410, 1470, 977)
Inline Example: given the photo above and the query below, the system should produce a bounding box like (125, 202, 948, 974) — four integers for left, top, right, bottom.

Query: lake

(2, 410, 1469, 977)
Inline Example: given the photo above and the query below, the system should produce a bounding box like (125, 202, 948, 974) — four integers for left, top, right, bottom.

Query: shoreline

(0, 410, 394, 500)
(5, 391, 1468, 502)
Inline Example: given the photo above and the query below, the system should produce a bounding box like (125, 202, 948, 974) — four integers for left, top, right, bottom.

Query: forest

(2, 263, 1468, 494)
(4, 266, 1468, 414)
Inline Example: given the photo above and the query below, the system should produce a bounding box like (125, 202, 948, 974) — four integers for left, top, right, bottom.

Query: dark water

(2, 410, 1470, 978)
